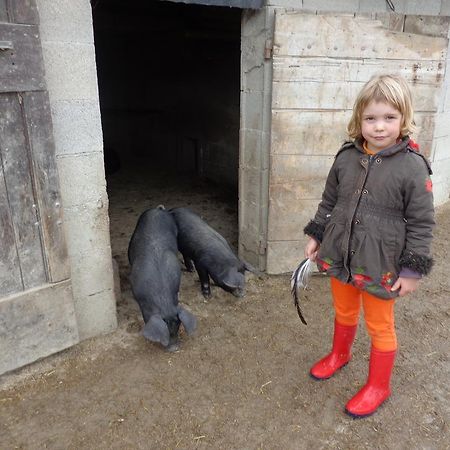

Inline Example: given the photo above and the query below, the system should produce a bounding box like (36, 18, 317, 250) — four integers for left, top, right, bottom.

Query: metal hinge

(0, 41, 13, 51)
(259, 239, 267, 255)
(264, 39, 273, 60)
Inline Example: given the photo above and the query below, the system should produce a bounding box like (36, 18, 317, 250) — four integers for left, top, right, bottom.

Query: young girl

(304, 74, 435, 417)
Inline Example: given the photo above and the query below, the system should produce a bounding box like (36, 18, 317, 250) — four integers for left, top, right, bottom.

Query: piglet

(128, 206, 196, 351)
(170, 207, 257, 298)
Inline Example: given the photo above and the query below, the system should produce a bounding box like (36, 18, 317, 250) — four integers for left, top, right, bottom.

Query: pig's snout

(166, 341, 180, 352)
(232, 288, 245, 298)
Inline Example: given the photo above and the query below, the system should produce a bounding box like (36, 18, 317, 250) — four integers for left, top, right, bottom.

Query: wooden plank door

(0, 0, 78, 375)
(266, 12, 449, 273)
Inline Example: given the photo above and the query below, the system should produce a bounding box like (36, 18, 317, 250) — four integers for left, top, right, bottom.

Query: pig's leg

(182, 254, 195, 272)
(195, 264, 211, 298)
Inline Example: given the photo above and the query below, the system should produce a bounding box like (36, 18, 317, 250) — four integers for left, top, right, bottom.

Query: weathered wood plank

(404, 15, 450, 38)
(0, 93, 47, 290)
(0, 163, 23, 296)
(273, 57, 445, 86)
(271, 110, 435, 155)
(270, 154, 334, 185)
(267, 187, 319, 240)
(0, 23, 46, 93)
(0, 280, 79, 376)
(272, 79, 441, 112)
(0, 0, 9, 22)
(271, 110, 350, 156)
(23, 91, 70, 282)
(9, 0, 39, 25)
(273, 13, 448, 61)
(266, 240, 306, 274)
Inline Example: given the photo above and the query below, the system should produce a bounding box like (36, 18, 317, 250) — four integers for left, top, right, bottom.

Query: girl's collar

(355, 136, 410, 156)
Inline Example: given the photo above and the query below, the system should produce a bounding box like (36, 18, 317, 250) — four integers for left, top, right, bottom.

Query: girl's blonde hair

(347, 74, 416, 139)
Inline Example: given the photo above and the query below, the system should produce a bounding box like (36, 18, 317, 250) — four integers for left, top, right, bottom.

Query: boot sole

(309, 361, 349, 381)
(344, 397, 389, 419)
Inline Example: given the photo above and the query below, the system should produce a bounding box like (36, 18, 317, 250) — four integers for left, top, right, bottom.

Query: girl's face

(361, 100, 402, 152)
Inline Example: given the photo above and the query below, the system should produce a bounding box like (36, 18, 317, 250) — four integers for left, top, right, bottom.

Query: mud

(1, 161, 449, 449)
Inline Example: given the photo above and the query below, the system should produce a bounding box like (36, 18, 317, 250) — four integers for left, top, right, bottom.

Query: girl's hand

(391, 277, 420, 296)
(304, 237, 320, 261)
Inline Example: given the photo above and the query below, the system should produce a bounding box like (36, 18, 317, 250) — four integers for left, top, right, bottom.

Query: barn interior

(91, 0, 242, 297)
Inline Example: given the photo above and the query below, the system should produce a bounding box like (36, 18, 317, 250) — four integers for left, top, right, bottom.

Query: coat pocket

(318, 221, 346, 269)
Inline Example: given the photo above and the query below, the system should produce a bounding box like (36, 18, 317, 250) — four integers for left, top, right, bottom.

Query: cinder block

(240, 167, 265, 205)
(69, 246, 115, 299)
(56, 152, 107, 208)
(41, 41, 99, 102)
(51, 100, 103, 157)
(240, 128, 263, 169)
(242, 63, 265, 92)
(73, 288, 117, 340)
(62, 201, 112, 259)
(37, 0, 94, 43)
(61, 204, 117, 339)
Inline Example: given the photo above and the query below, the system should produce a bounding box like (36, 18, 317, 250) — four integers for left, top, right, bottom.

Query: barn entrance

(91, 0, 242, 306)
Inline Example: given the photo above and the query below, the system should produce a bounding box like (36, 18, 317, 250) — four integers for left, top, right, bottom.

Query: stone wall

(36, 0, 117, 339)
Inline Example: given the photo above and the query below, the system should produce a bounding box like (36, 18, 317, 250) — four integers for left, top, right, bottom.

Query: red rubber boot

(310, 320, 358, 380)
(345, 347, 396, 418)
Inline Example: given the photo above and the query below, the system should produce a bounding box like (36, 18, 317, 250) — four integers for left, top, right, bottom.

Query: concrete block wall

(36, 0, 117, 339)
(431, 28, 450, 205)
(240, 9, 273, 269)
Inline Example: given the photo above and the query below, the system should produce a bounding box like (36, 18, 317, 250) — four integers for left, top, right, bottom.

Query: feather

(290, 258, 313, 325)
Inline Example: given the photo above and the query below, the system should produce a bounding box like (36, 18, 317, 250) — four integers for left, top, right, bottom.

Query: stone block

(73, 288, 117, 340)
(51, 100, 103, 157)
(37, 0, 94, 43)
(41, 41, 99, 102)
(241, 91, 264, 131)
(62, 202, 112, 259)
(56, 152, 107, 208)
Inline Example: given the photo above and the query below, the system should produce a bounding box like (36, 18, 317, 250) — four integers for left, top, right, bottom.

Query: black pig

(128, 206, 196, 351)
(170, 207, 256, 298)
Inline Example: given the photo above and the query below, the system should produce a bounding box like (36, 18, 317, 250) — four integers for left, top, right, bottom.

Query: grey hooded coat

(304, 137, 435, 299)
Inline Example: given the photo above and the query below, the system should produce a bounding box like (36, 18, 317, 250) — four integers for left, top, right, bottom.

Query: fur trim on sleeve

(399, 251, 434, 276)
(303, 220, 325, 243)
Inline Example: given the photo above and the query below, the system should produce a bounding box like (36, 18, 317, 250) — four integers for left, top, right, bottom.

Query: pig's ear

(242, 260, 262, 276)
(142, 315, 170, 347)
(178, 306, 197, 335)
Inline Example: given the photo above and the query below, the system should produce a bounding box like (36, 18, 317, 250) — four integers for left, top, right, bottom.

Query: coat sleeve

(399, 156, 435, 275)
(303, 159, 339, 243)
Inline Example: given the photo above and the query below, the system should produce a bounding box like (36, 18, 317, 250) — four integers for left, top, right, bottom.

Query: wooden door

(266, 12, 449, 273)
(0, 0, 78, 375)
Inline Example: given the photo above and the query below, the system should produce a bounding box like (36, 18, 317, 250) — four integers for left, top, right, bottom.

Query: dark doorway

(91, 0, 241, 304)
(92, 0, 241, 185)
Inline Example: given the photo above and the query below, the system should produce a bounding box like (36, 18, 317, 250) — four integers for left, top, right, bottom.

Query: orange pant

(331, 277, 397, 351)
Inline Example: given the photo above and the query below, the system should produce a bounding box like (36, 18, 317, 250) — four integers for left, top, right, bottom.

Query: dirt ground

(1, 160, 449, 450)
